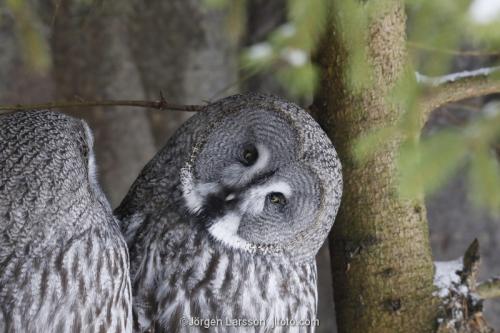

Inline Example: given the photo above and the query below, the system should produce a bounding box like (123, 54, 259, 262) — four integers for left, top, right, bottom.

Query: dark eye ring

(268, 192, 287, 205)
(242, 146, 258, 166)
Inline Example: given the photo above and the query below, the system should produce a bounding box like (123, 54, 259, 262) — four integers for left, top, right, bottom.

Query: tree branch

(0, 97, 205, 114)
(477, 277, 500, 300)
(418, 67, 500, 120)
(408, 41, 500, 57)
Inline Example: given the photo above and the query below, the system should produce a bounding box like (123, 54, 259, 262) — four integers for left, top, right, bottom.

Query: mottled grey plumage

(0, 111, 132, 333)
(116, 94, 342, 332)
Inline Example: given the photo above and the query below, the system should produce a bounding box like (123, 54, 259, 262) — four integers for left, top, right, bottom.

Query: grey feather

(116, 94, 342, 332)
(0, 110, 132, 333)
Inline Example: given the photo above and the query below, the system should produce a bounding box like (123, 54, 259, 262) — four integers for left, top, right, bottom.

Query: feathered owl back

(0, 110, 97, 259)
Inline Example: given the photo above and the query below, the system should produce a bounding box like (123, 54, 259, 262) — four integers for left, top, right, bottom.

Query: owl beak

(225, 193, 237, 202)
(223, 191, 239, 210)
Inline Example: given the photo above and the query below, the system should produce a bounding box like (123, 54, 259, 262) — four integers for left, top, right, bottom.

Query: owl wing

(0, 110, 132, 333)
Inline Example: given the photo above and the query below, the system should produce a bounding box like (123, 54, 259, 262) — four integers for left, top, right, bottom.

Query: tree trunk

(314, 2, 438, 332)
(0, 1, 53, 105)
(126, 0, 238, 147)
(44, 0, 156, 206)
(0, 4, 25, 103)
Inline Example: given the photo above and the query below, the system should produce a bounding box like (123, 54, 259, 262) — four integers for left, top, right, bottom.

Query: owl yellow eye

(268, 192, 287, 205)
(242, 147, 258, 166)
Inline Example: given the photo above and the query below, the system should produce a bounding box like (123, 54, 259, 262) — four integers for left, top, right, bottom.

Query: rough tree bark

(314, 2, 438, 332)
(43, 0, 156, 206)
(126, 0, 238, 147)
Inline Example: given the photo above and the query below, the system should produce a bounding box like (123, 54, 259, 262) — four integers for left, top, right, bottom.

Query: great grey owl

(116, 94, 342, 332)
(0, 110, 132, 333)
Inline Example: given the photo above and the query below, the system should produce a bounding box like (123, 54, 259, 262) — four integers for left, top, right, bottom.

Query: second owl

(116, 94, 342, 332)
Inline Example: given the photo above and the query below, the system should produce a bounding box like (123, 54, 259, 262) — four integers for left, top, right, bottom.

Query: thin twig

(0, 98, 205, 113)
(418, 67, 500, 121)
(477, 277, 500, 300)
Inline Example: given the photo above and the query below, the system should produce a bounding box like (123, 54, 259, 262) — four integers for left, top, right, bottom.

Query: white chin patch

(208, 213, 253, 251)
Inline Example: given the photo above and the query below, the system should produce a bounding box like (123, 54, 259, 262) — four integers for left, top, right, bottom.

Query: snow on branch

(434, 259, 464, 298)
(418, 66, 500, 121)
(416, 68, 499, 87)
(434, 239, 493, 333)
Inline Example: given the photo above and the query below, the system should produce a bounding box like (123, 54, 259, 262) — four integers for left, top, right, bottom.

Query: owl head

(180, 94, 342, 262)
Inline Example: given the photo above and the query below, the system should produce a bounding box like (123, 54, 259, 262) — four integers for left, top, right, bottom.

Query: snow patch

(433, 259, 463, 298)
(458, 285, 469, 295)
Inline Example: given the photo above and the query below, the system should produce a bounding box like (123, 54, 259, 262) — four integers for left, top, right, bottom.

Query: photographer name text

(181, 316, 320, 329)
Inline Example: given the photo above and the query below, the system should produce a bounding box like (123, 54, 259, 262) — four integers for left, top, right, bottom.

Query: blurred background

(1, 0, 500, 331)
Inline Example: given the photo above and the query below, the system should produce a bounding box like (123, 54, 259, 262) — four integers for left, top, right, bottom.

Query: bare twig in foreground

(0, 94, 205, 113)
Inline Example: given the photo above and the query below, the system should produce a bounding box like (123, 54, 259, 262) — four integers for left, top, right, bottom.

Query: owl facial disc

(173, 95, 341, 261)
(181, 143, 271, 215)
(181, 143, 294, 251)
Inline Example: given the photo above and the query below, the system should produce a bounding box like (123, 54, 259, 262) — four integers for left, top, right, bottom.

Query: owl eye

(267, 192, 287, 205)
(241, 146, 258, 166)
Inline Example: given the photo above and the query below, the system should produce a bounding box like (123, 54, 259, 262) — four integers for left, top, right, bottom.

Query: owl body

(0, 111, 132, 333)
(117, 94, 342, 333)
(126, 212, 317, 332)
(0, 223, 131, 333)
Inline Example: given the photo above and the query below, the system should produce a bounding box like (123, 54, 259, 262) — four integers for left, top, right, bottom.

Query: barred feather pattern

(127, 215, 318, 333)
(0, 110, 133, 333)
(115, 94, 341, 333)
(0, 225, 132, 333)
